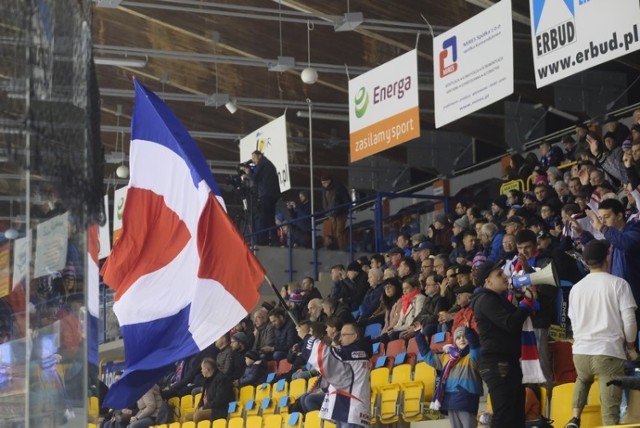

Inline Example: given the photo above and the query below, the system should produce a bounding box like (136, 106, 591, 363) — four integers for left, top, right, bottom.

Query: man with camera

(240, 150, 281, 245)
(472, 261, 537, 428)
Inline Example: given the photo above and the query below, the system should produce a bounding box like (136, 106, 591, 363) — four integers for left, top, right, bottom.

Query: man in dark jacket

(241, 150, 281, 245)
(300, 277, 322, 320)
(268, 308, 298, 361)
(288, 190, 312, 247)
(472, 262, 535, 428)
(184, 357, 234, 423)
(322, 297, 355, 325)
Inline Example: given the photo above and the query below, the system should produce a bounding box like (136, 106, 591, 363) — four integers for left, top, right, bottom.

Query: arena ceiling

(92, 0, 640, 200)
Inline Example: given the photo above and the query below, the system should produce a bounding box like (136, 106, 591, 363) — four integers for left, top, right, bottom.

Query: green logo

(354, 87, 369, 118)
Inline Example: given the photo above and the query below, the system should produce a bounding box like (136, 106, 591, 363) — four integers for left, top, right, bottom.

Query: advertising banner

(530, 0, 640, 87)
(12, 237, 28, 289)
(239, 114, 290, 192)
(0, 244, 9, 298)
(348, 50, 420, 162)
(34, 212, 69, 278)
(433, 0, 513, 128)
(99, 194, 111, 259)
(112, 186, 127, 243)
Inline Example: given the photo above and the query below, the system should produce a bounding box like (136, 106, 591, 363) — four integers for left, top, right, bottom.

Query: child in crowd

(237, 350, 267, 388)
(414, 323, 483, 428)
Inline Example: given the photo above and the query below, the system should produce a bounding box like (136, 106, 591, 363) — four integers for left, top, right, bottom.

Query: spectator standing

(577, 198, 640, 318)
(565, 240, 638, 428)
(302, 323, 371, 427)
(241, 150, 281, 246)
(321, 175, 351, 250)
(287, 190, 312, 247)
(472, 262, 535, 428)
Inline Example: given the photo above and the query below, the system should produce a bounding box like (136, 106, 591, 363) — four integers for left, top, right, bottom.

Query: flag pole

(264, 274, 300, 328)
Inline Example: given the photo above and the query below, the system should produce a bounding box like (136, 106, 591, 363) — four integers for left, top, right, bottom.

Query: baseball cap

(502, 216, 524, 226)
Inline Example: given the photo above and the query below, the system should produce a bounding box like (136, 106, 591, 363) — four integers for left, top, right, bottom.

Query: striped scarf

(521, 316, 546, 384)
(429, 345, 466, 411)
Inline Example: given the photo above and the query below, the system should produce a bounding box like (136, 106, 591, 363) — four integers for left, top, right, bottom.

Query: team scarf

(429, 345, 468, 411)
(401, 288, 421, 314)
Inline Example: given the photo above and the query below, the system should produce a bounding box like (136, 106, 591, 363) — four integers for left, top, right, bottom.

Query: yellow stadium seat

(377, 384, 401, 424)
(211, 419, 227, 428)
(168, 422, 181, 428)
(196, 420, 211, 428)
(307, 376, 319, 393)
(228, 384, 256, 419)
(413, 362, 436, 402)
(540, 386, 548, 418)
(194, 392, 203, 407)
(168, 397, 181, 420)
(154, 425, 168, 428)
(323, 421, 336, 428)
(285, 412, 303, 428)
(400, 381, 424, 422)
(391, 364, 412, 385)
(550, 382, 574, 426)
(263, 378, 289, 416)
(371, 367, 390, 391)
(289, 378, 307, 400)
(227, 417, 244, 428)
(246, 415, 263, 428)
(582, 380, 602, 427)
(304, 410, 322, 428)
(180, 395, 195, 421)
(264, 414, 283, 428)
(247, 383, 272, 416)
(88, 424, 97, 428)
(89, 396, 99, 421)
(182, 422, 196, 428)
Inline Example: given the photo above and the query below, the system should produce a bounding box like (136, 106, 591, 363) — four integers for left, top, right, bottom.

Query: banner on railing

(433, 0, 513, 128)
(348, 49, 420, 163)
(112, 186, 127, 243)
(0, 244, 9, 298)
(239, 114, 291, 192)
(33, 212, 69, 278)
(529, 0, 640, 87)
(99, 194, 111, 259)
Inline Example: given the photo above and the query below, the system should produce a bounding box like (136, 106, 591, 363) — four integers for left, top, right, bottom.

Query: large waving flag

(101, 80, 265, 408)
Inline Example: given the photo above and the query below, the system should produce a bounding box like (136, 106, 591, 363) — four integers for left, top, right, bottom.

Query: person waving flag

(101, 80, 265, 408)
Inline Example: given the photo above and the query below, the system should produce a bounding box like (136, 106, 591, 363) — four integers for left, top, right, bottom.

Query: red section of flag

(197, 193, 264, 311)
(88, 224, 99, 265)
(101, 187, 191, 300)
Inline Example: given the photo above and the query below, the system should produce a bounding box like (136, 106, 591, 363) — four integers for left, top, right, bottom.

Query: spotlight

(116, 165, 130, 178)
(301, 67, 318, 85)
(225, 99, 238, 114)
(4, 228, 18, 240)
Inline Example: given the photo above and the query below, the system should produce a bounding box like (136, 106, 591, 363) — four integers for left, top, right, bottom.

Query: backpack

(156, 400, 177, 424)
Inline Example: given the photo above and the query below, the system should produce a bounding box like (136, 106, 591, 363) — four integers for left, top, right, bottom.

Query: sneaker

(565, 417, 580, 428)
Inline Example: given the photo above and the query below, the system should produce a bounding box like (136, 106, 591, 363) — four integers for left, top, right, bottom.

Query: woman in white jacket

(380, 278, 425, 342)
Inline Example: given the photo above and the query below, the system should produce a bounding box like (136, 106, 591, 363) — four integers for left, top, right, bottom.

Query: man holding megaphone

(512, 229, 559, 393)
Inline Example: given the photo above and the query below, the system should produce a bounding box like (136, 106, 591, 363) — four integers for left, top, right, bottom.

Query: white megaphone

(512, 263, 559, 289)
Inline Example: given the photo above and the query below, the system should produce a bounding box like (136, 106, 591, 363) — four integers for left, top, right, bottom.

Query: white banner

(34, 212, 69, 278)
(112, 186, 128, 243)
(99, 194, 111, 259)
(240, 114, 290, 192)
(530, 0, 640, 87)
(348, 50, 420, 162)
(433, 0, 513, 128)
(12, 237, 28, 288)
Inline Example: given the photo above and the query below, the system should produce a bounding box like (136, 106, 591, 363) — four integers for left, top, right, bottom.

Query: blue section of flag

(131, 80, 222, 196)
(104, 305, 199, 408)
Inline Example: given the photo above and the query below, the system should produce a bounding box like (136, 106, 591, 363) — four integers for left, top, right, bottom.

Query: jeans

(479, 359, 525, 428)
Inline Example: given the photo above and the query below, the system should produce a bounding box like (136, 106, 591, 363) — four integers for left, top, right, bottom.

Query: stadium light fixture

(94, 57, 147, 68)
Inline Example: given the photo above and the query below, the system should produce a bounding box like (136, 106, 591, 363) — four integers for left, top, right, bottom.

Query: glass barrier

(1, 0, 100, 425)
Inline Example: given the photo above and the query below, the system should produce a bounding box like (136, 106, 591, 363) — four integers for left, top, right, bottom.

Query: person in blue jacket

(413, 322, 483, 428)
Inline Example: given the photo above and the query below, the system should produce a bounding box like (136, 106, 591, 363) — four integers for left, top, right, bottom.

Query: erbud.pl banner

(240, 114, 290, 192)
(348, 50, 420, 162)
(530, 0, 640, 88)
(433, 0, 513, 128)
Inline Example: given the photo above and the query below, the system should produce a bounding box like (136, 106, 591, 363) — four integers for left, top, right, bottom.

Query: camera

(238, 160, 254, 175)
